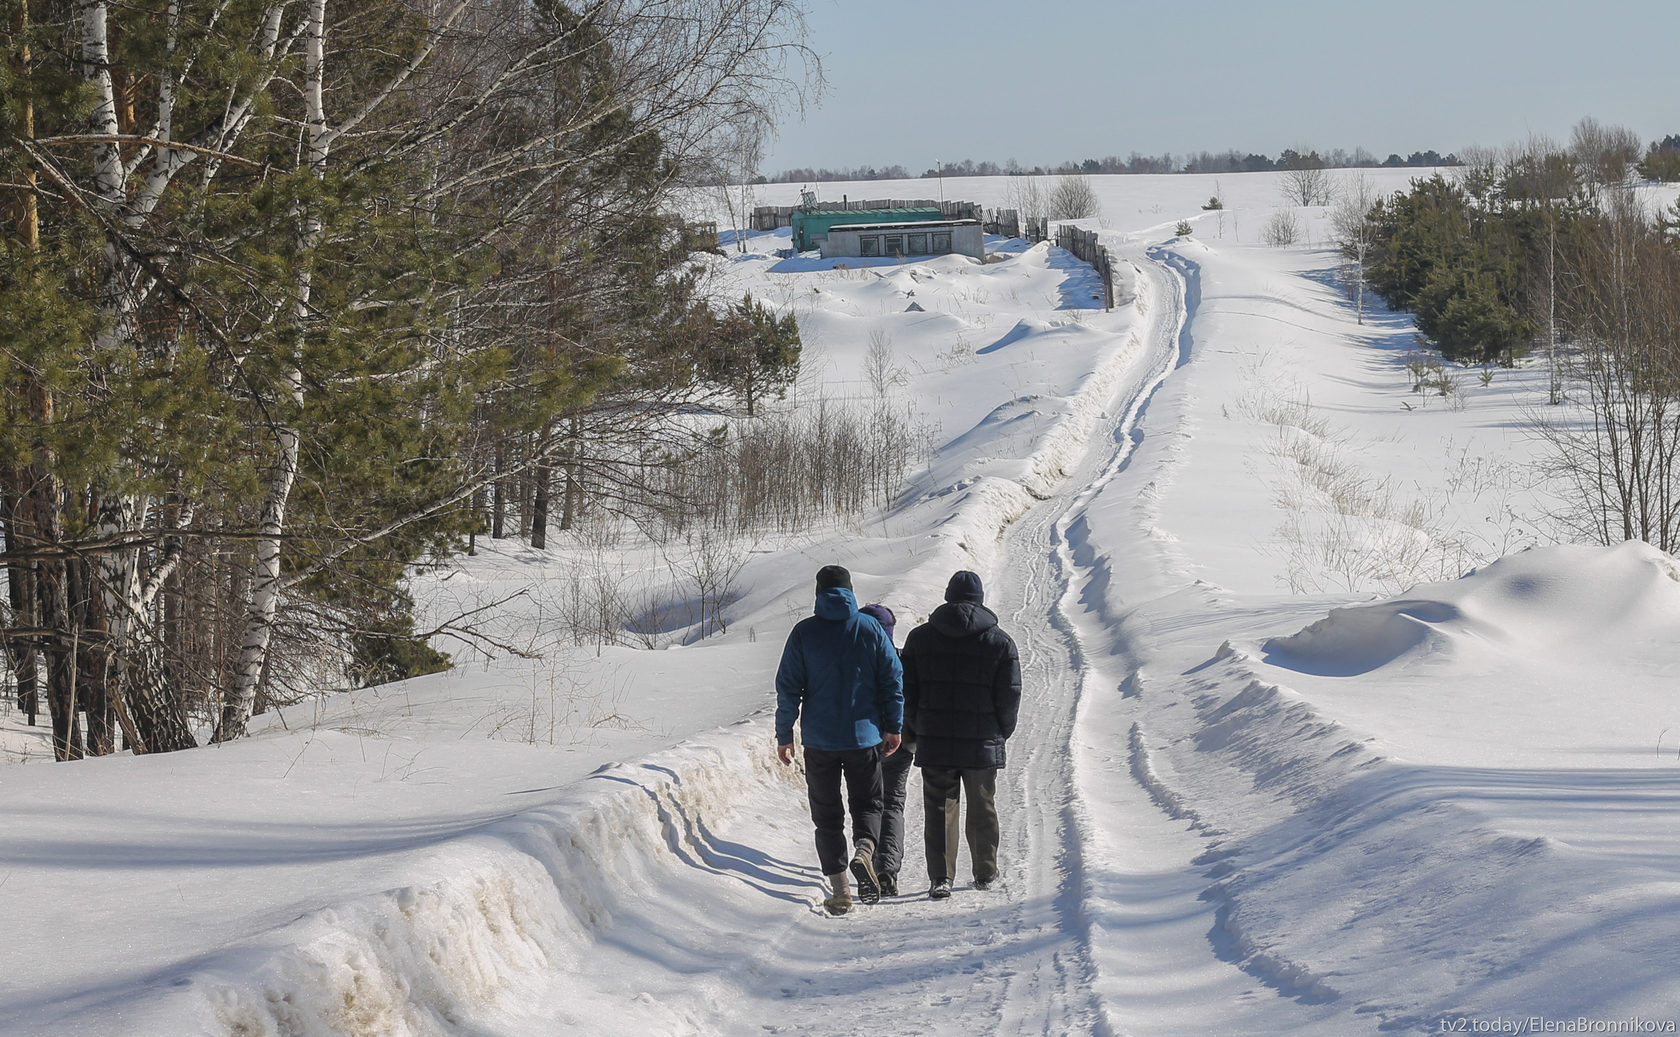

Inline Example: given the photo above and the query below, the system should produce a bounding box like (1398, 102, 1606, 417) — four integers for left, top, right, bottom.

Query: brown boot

(850, 842, 880, 905)
(823, 872, 852, 915)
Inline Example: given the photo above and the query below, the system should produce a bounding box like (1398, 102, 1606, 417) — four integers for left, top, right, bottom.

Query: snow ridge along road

(1054, 241, 1356, 1034)
(704, 246, 1188, 1037)
(196, 236, 1382, 1037)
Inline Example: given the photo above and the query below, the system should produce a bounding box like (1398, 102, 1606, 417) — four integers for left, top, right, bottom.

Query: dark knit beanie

(815, 564, 853, 592)
(945, 570, 984, 604)
(860, 602, 896, 641)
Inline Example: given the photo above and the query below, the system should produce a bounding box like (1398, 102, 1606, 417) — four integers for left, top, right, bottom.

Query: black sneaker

(877, 872, 898, 897)
(929, 878, 953, 900)
(850, 847, 881, 905)
(974, 876, 995, 891)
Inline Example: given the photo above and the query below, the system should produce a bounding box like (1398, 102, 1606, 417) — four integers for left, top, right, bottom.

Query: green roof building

(791, 206, 947, 252)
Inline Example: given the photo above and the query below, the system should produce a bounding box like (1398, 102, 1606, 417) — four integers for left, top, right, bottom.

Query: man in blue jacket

(776, 564, 904, 915)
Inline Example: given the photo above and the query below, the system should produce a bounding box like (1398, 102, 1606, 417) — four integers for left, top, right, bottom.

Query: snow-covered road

(16, 170, 1680, 1035)
(470, 243, 1203, 1037)
(496, 240, 1377, 1037)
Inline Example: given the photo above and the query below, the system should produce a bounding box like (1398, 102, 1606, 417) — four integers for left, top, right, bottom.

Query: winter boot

(928, 877, 953, 900)
(823, 872, 852, 915)
(877, 872, 898, 898)
(850, 843, 881, 905)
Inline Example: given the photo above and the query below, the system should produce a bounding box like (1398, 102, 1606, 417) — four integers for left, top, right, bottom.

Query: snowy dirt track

(497, 242, 1219, 1037)
(14, 171, 1680, 1036)
(480, 240, 1384, 1037)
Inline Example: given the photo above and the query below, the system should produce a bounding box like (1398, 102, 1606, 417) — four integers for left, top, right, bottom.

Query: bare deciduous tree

(1502, 134, 1583, 405)
(1003, 175, 1048, 222)
(865, 330, 905, 398)
(1570, 116, 1643, 188)
(1331, 174, 1379, 323)
(1047, 174, 1101, 220)
(1536, 190, 1680, 550)
(1262, 208, 1301, 247)
(1280, 148, 1332, 206)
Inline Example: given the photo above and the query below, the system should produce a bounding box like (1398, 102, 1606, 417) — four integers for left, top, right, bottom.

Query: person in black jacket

(900, 570, 1021, 899)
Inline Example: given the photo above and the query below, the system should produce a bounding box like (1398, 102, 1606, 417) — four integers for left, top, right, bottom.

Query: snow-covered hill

(6, 170, 1680, 1036)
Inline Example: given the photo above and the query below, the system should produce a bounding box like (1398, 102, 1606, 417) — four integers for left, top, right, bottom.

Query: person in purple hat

(859, 601, 912, 898)
(900, 570, 1021, 899)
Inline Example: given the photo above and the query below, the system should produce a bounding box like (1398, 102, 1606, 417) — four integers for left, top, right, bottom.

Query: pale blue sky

(765, 0, 1678, 174)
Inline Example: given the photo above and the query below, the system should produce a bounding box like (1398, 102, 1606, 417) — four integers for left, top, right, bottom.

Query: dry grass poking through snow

(1235, 351, 1533, 594)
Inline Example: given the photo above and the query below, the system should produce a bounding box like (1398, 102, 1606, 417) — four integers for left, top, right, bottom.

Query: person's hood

(929, 600, 998, 638)
(814, 586, 859, 621)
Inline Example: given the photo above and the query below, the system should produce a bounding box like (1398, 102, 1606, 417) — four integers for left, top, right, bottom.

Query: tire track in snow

(734, 241, 1195, 1036)
(1003, 244, 1191, 1037)
(693, 249, 1180, 1037)
(866, 237, 1195, 1037)
(1051, 241, 1356, 1034)
(976, 243, 1207, 1036)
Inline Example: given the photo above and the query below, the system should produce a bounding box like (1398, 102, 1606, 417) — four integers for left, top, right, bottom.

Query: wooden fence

(1055, 224, 1117, 310)
(984, 208, 1020, 238)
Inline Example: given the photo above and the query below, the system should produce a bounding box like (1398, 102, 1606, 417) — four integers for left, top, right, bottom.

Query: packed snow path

(490, 242, 1368, 1037)
(15, 174, 1680, 1036)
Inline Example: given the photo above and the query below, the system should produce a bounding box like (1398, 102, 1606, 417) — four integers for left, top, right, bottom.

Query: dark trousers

(921, 766, 998, 883)
(874, 742, 916, 879)
(803, 745, 884, 876)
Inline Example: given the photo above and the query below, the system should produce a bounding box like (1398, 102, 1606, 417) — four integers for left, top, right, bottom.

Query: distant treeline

(761, 147, 1461, 184)
(764, 135, 1680, 184)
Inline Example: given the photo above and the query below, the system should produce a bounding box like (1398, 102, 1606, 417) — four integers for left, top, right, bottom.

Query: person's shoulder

(903, 620, 937, 642)
(785, 614, 823, 639)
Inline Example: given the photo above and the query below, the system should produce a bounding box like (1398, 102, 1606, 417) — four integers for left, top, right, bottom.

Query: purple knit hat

(859, 602, 896, 642)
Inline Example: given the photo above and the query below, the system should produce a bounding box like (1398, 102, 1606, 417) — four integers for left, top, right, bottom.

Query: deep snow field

(5, 169, 1680, 1036)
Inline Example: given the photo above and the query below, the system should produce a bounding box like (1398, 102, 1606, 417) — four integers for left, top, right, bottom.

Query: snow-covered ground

(7, 170, 1680, 1035)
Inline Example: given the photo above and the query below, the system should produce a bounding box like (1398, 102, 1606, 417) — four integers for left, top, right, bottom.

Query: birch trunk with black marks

(216, 0, 475, 741)
(215, 0, 325, 742)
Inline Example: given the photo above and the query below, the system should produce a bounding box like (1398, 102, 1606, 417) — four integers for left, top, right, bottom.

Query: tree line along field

(3, 0, 1679, 786)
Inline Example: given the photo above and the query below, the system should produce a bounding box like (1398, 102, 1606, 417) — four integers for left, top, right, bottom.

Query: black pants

(803, 745, 884, 876)
(921, 765, 998, 883)
(874, 741, 915, 879)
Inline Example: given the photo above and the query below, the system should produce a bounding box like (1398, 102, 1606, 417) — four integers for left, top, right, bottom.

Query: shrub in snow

(1262, 209, 1300, 247)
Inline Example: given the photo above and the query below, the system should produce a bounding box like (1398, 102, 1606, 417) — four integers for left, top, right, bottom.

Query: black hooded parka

(901, 600, 1022, 771)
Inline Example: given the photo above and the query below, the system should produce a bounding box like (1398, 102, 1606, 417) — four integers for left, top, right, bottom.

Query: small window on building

(859, 236, 881, 257)
(933, 233, 952, 252)
(885, 235, 904, 256)
(908, 233, 928, 254)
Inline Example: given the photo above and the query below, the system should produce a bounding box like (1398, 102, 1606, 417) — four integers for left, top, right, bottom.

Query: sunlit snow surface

(6, 171, 1680, 1035)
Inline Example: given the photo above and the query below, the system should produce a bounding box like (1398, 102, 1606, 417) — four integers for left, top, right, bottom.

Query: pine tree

(701, 294, 803, 418)
(3, 0, 818, 754)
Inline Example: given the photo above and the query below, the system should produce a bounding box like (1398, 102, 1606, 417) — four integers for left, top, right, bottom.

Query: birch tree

(1331, 174, 1377, 324)
(1539, 191, 1680, 550)
(4, 0, 817, 752)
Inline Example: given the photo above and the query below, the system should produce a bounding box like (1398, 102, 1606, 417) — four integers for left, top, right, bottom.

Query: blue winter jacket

(775, 587, 904, 750)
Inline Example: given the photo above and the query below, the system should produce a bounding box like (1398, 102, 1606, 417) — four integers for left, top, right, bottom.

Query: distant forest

(761, 147, 1462, 184)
